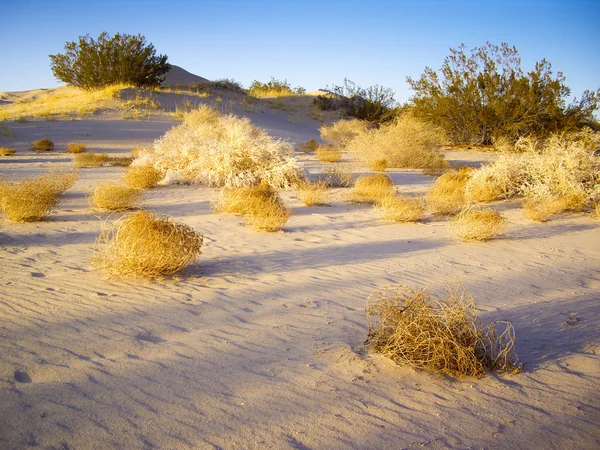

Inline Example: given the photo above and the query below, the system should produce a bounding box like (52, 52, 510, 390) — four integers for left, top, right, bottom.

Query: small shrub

(377, 195, 425, 222)
(348, 114, 449, 171)
(92, 210, 203, 278)
(320, 119, 369, 148)
(349, 174, 395, 204)
(31, 138, 55, 152)
(248, 78, 303, 97)
(315, 145, 342, 163)
(91, 183, 142, 211)
(106, 156, 134, 167)
(0, 171, 79, 221)
(123, 164, 164, 189)
(370, 158, 388, 172)
(450, 207, 507, 241)
(324, 164, 355, 188)
(0, 147, 16, 156)
(297, 181, 329, 206)
(244, 198, 291, 232)
(427, 168, 474, 215)
(365, 283, 520, 378)
(300, 139, 319, 153)
(66, 142, 86, 153)
(73, 152, 109, 168)
(522, 194, 586, 222)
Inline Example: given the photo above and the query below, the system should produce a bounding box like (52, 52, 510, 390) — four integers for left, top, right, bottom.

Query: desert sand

(0, 86, 599, 449)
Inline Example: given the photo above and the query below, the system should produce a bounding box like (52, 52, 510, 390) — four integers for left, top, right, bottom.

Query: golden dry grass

(315, 145, 342, 163)
(73, 152, 109, 168)
(106, 156, 134, 167)
(324, 164, 355, 188)
(91, 183, 142, 211)
(123, 164, 164, 189)
(427, 168, 474, 215)
(376, 195, 426, 222)
(522, 194, 586, 222)
(349, 174, 395, 204)
(319, 119, 369, 148)
(595, 203, 600, 219)
(0, 171, 79, 221)
(300, 139, 319, 153)
(365, 283, 520, 378)
(0, 147, 16, 156)
(369, 158, 388, 172)
(66, 142, 86, 153)
(297, 180, 329, 206)
(92, 210, 203, 278)
(244, 198, 291, 232)
(450, 207, 507, 241)
(31, 138, 55, 152)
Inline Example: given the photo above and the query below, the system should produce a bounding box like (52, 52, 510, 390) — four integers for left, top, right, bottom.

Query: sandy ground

(0, 102, 599, 449)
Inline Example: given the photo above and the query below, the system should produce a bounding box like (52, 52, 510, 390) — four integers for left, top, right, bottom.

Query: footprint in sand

(14, 370, 32, 383)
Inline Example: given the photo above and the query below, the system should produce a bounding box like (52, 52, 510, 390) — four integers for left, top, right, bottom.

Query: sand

(0, 91, 599, 449)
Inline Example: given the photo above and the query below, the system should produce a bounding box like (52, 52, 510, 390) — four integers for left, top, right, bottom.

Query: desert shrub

(450, 207, 507, 241)
(135, 106, 303, 188)
(365, 283, 520, 378)
(407, 42, 599, 145)
(31, 138, 55, 152)
(300, 139, 319, 153)
(248, 78, 304, 97)
(92, 210, 203, 277)
(91, 183, 142, 211)
(73, 152, 109, 168)
(208, 78, 244, 93)
(49, 32, 170, 90)
(106, 155, 134, 167)
(522, 194, 585, 222)
(323, 164, 355, 188)
(315, 145, 342, 163)
(595, 202, 600, 218)
(66, 142, 86, 153)
(464, 158, 523, 203)
(0, 171, 79, 221)
(370, 158, 388, 172)
(0, 147, 16, 156)
(348, 114, 449, 171)
(297, 181, 329, 206)
(123, 164, 164, 189)
(244, 198, 291, 232)
(377, 195, 425, 222)
(427, 168, 474, 215)
(320, 119, 370, 148)
(349, 174, 395, 204)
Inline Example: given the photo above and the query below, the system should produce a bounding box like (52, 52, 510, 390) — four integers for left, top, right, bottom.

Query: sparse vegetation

(450, 207, 507, 241)
(92, 210, 203, 278)
(91, 183, 142, 211)
(365, 283, 520, 378)
(315, 145, 342, 163)
(349, 174, 395, 204)
(370, 158, 388, 172)
(323, 164, 355, 188)
(66, 142, 86, 153)
(0, 171, 79, 221)
(320, 119, 370, 148)
(123, 164, 164, 189)
(376, 195, 426, 222)
(73, 152, 109, 168)
(50, 32, 170, 90)
(300, 139, 319, 153)
(348, 114, 448, 171)
(297, 180, 329, 206)
(31, 138, 55, 152)
(1, 123, 14, 137)
(135, 106, 303, 188)
(0, 147, 16, 156)
(427, 168, 474, 215)
(248, 78, 305, 97)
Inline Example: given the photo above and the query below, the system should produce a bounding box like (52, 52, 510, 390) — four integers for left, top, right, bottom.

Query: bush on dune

(376, 195, 426, 222)
(449, 206, 507, 241)
(349, 174, 396, 204)
(91, 183, 141, 211)
(134, 105, 303, 189)
(427, 167, 474, 215)
(319, 119, 370, 148)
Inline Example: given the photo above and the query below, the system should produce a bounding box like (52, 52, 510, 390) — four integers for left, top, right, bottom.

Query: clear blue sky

(1, 0, 598, 104)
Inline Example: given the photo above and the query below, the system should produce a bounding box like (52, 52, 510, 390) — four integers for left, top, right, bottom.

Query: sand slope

(0, 104, 599, 449)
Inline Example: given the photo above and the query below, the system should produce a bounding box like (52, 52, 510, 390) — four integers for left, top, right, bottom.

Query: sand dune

(0, 93, 599, 449)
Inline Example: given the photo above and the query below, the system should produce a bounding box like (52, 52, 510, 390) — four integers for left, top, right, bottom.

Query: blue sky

(1, 0, 598, 104)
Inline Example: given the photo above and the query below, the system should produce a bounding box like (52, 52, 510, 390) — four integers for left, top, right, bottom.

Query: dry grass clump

(300, 139, 319, 153)
(377, 195, 426, 222)
(92, 210, 203, 278)
(348, 114, 449, 172)
(365, 283, 520, 378)
(66, 142, 86, 153)
(0, 171, 79, 221)
(522, 194, 586, 222)
(349, 174, 395, 204)
(297, 180, 329, 206)
(73, 152, 109, 168)
(0, 147, 16, 156)
(595, 202, 600, 219)
(315, 145, 342, 163)
(123, 164, 164, 189)
(427, 168, 474, 215)
(212, 183, 290, 231)
(106, 155, 134, 167)
(450, 207, 507, 241)
(370, 158, 388, 172)
(319, 119, 370, 148)
(134, 105, 302, 188)
(31, 138, 55, 152)
(91, 183, 142, 211)
(324, 164, 355, 188)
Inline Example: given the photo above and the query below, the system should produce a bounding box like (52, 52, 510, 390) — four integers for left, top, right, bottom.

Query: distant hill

(162, 65, 209, 86)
